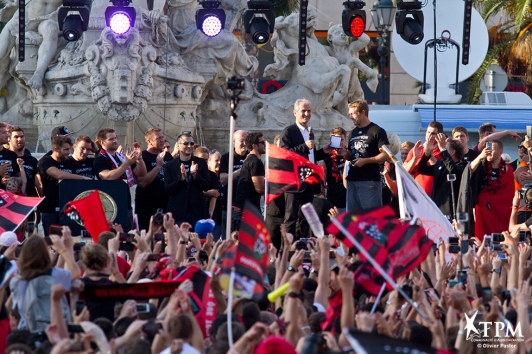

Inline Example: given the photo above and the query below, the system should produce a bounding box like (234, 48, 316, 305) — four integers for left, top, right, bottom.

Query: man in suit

(280, 99, 329, 238)
(164, 132, 210, 227)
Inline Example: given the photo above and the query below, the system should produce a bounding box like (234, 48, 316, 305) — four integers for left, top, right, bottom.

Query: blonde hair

(348, 100, 369, 116)
(6, 177, 22, 193)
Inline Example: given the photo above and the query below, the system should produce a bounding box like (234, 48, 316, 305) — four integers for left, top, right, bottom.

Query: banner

(265, 142, 324, 204)
(220, 201, 270, 300)
(395, 162, 453, 242)
(0, 189, 43, 233)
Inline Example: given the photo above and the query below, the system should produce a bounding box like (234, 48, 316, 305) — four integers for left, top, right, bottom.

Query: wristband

(493, 268, 501, 274)
(288, 292, 299, 298)
(512, 205, 519, 209)
(58, 249, 66, 255)
(180, 241, 186, 244)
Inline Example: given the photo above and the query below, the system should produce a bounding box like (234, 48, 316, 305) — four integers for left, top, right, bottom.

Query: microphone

(308, 127, 314, 141)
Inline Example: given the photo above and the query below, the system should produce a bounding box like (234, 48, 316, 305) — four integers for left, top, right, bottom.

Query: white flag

(395, 162, 453, 242)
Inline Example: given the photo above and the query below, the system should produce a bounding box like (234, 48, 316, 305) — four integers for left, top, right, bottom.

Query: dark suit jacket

(280, 123, 327, 162)
(418, 150, 466, 216)
(164, 156, 210, 222)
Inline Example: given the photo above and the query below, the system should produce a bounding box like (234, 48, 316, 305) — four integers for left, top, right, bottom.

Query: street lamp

(370, 0, 396, 104)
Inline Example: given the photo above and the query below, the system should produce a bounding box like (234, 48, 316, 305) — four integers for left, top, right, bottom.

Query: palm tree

(467, 0, 532, 103)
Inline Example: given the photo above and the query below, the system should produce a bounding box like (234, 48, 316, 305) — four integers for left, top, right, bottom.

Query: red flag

(0, 189, 43, 233)
(220, 201, 271, 300)
(63, 190, 109, 243)
(265, 142, 324, 204)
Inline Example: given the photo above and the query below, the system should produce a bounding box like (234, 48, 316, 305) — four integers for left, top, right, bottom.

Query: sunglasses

(181, 141, 195, 146)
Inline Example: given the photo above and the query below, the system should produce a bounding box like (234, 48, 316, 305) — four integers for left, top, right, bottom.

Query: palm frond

(272, 0, 299, 17)
(514, 0, 532, 32)
(467, 38, 513, 104)
(480, 0, 508, 21)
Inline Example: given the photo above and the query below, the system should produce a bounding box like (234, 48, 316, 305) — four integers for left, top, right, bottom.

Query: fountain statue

(0, 0, 376, 151)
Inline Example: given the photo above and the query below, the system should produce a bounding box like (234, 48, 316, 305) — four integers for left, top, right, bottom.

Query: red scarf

(99, 149, 135, 187)
(330, 150, 342, 182)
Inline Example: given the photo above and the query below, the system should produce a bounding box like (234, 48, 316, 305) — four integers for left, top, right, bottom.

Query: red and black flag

(220, 200, 271, 300)
(265, 142, 324, 204)
(327, 206, 433, 295)
(0, 189, 43, 233)
(63, 190, 109, 243)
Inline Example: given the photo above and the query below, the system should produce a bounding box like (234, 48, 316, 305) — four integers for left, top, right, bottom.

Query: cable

(433, 0, 437, 122)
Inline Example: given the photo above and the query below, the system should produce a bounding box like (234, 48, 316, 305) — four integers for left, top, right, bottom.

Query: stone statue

(0, 0, 63, 89)
(84, 28, 157, 121)
(225, 9, 351, 130)
(325, 24, 378, 113)
(145, 0, 257, 94)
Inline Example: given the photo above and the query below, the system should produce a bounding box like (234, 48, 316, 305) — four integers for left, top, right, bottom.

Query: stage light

(105, 0, 136, 35)
(395, 0, 424, 45)
(342, 0, 366, 38)
(58, 0, 91, 41)
(244, 1, 275, 44)
(196, 0, 225, 37)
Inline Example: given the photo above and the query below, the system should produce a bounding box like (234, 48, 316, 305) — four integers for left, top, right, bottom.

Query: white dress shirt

(296, 122, 314, 163)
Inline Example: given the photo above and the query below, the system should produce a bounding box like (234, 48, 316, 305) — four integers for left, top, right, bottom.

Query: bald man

(219, 130, 249, 238)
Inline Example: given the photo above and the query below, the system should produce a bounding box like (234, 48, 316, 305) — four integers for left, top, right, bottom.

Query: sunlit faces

(74, 141, 92, 160)
(294, 101, 312, 128)
(9, 130, 25, 152)
(102, 132, 119, 152)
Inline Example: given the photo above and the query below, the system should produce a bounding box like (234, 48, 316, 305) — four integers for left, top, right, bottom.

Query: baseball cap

(51, 126, 71, 138)
(0, 231, 19, 247)
(194, 219, 215, 237)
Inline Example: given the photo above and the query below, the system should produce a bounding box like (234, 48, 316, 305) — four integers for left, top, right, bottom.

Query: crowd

(0, 97, 532, 354)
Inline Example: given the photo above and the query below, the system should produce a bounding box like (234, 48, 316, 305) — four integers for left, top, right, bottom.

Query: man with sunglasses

(164, 132, 210, 227)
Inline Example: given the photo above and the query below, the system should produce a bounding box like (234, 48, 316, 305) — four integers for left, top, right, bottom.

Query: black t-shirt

(93, 152, 137, 208)
(462, 148, 479, 162)
(37, 156, 76, 213)
(219, 150, 249, 209)
(20, 151, 38, 196)
(324, 154, 346, 208)
(72, 157, 95, 179)
(234, 154, 265, 209)
(0, 147, 20, 188)
(206, 170, 223, 224)
(346, 122, 389, 182)
(135, 150, 173, 206)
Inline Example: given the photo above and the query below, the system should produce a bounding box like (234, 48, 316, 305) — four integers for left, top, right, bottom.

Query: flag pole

(227, 267, 236, 347)
(264, 143, 269, 221)
(226, 95, 238, 240)
(370, 284, 386, 315)
(330, 217, 430, 322)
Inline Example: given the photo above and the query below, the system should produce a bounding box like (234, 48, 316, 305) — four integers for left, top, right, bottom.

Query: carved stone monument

(0, 0, 376, 151)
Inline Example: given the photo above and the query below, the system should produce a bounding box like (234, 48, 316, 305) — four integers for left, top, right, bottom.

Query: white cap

(0, 231, 18, 247)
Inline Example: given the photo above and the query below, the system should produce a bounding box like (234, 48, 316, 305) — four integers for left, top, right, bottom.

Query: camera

(519, 184, 532, 202)
(449, 236, 460, 254)
(152, 208, 164, 226)
(227, 76, 245, 90)
(492, 233, 504, 243)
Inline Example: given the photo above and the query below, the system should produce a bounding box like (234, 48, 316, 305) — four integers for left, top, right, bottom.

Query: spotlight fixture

(342, 0, 366, 38)
(244, 1, 275, 44)
(196, 0, 225, 37)
(58, 0, 91, 41)
(105, 0, 136, 35)
(298, 0, 308, 66)
(395, 0, 424, 45)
